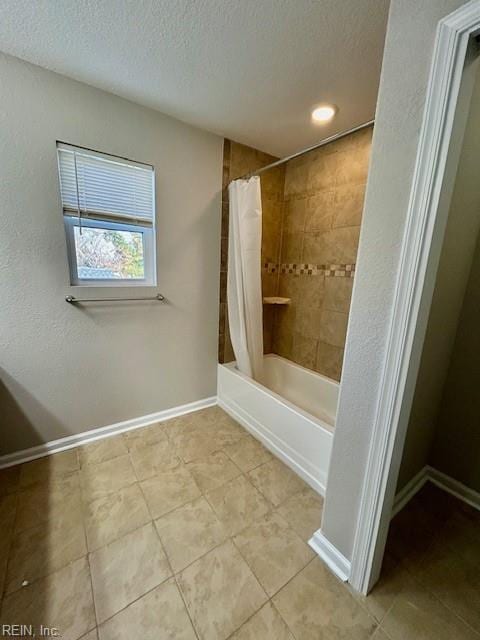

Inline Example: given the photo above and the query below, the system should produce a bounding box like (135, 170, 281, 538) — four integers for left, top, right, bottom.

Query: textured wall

(0, 53, 223, 455)
(272, 127, 372, 380)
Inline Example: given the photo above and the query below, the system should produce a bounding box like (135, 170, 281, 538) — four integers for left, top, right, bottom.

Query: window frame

(57, 142, 157, 288)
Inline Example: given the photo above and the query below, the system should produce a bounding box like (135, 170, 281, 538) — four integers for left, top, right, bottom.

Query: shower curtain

(227, 177, 264, 382)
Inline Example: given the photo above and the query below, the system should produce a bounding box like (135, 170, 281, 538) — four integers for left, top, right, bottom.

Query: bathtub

(217, 354, 338, 495)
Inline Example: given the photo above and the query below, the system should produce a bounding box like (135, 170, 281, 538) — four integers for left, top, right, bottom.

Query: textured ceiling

(0, 0, 389, 156)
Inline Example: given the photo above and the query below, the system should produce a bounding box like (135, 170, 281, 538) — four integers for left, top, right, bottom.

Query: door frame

(349, 0, 480, 594)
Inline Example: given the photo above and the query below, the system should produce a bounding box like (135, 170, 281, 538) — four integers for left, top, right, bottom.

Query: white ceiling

(0, 0, 390, 157)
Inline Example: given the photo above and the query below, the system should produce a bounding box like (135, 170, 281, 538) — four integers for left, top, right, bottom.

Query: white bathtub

(217, 354, 338, 495)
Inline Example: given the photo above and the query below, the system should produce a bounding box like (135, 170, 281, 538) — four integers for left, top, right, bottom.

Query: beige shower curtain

(227, 177, 264, 381)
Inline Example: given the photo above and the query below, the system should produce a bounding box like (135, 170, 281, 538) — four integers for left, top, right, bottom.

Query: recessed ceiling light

(311, 104, 337, 123)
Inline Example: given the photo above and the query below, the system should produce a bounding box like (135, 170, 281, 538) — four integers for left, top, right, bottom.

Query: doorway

(350, 1, 480, 595)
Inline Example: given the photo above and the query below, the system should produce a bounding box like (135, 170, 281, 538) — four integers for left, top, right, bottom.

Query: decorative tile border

(265, 262, 278, 274)
(263, 262, 356, 277)
(282, 263, 319, 275)
(325, 264, 356, 278)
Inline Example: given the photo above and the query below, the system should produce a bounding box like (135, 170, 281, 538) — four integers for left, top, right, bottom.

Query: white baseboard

(393, 465, 480, 516)
(308, 530, 351, 582)
(218, 395, 326, 496)
(427, 466, 480, 512)
(0, 396, 217, 469)
(391, 466, 429, 517)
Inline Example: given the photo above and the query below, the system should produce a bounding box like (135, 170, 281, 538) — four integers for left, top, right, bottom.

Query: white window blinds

(57, 142, 155, 226)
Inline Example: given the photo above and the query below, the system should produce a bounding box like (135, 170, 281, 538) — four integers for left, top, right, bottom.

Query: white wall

(397, 64, 480, 490)
(0, 53, 223, 455)
(320, 0, 468, 561)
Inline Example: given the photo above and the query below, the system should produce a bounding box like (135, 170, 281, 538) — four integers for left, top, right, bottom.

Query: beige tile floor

(0, 406, 479, 639)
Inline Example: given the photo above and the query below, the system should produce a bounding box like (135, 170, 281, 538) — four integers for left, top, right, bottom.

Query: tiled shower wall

(272, 126, 372, 380)
(219, 126, 372, 381)
(218, 140, 285, 363)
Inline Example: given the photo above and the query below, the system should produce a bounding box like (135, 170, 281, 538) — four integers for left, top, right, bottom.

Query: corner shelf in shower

(262, 297, 291, 305)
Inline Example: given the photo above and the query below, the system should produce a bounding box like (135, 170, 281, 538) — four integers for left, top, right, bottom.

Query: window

(57, 142, 156, 286)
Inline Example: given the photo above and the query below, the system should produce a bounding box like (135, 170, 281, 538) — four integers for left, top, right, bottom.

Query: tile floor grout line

(269, 598, 302, 640)
(173, 533, 269, 640)
(367, 623, 382, 639)
(223, 600, 273, 640)
(400, 558, 480, 638)
(79, 441, 151, 555)
(438, 605, 480, 638)
(342, 558, 399, 627)
(271, 555, 380, 639)
(270, 554, 321, 599)
(133, 427, 205, 640)
(173, 537, 228, 577)
(230, 535, 270, 601)
(79, 451, 127, 469)
(246, 456, 312, 509)
(385, 486, 480, 637)
(152, 493, 208, 527)
(12, 473, 84, 537)
(80, 468, 103, 633)
(200, 461, 314, 542)
(86, 552, 101, 631)
(145, 411, 268, 475)
(2, 556, 81, 600)
(220, 437, 274, 475)
(271, 555, 317, 599)
(82, 483, 149, 553)
(2, 538, 88, 600)
(184, 449, 244, 490)
(135, 475, 171, 572)
(376, 624, 395, 640)
(1, 420, 210, 633)
(80, 456, 264, 562)
(142, 476, 202, 640)
(408, 528, 480, 632)
(0, 415, 309, 604)
(87, 501, 153, 551)
(94, 575, 173, 630)
(144, 448, 317, 633)
(14, 467, 80, 492)
(173, 573, 202, 640)
(437, 533, 480, 572)
(0, 491, 19, 606)
(229, 512, 315, 599)
(10, 408, 471, 639)
(0, 537, 297, 640)
(249, 474, 307, 513)
(373, 595, 398, 630)
(88, 535, 477, 640)
(230, 597, 307, 640)
(81, 469, 138, 504)
(201, 471, 274, 537)
(94, 471, 204, 640)
(78, 435, 129, 469)
(1, 457, 96, 619)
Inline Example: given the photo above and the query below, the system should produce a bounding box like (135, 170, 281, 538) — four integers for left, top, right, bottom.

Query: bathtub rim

(222, 354, 337, 435)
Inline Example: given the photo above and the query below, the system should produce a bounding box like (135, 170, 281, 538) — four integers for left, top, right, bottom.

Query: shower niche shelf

(262, 297, 291, 305)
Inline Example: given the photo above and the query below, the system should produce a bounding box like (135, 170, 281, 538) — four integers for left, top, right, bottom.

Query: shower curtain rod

(237, 119, 374, 180)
